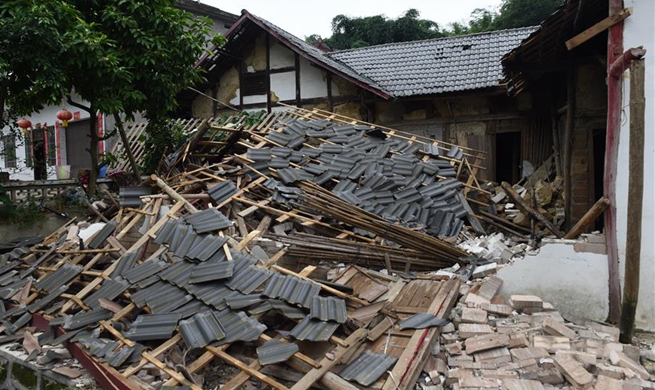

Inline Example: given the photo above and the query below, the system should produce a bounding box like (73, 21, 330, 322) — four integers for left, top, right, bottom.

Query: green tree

(446, 0, 560, 36)
(64, 0, 212, 194)
(0, 1, 74, 130)
(1, 0, 213, 195)
(493, 0, 561, 30)
(318, 9, 444, 50)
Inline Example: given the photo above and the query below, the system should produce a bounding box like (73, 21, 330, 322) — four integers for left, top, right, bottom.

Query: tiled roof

(326, 27, 538, 97)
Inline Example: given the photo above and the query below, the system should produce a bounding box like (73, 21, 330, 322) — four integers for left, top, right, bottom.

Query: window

(242, 72, 267, 96)
(46, 126, 56, 166)
(2, 134, 17, 168)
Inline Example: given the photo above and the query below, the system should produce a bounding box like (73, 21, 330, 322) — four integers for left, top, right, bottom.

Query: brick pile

(423, 275, 655, 390)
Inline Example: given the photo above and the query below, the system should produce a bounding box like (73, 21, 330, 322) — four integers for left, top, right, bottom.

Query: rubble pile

(423, 273, 655, 390)
(0, 107, 649, 390)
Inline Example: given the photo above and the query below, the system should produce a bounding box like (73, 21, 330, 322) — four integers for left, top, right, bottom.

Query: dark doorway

(592, 128, 606, 230)
(496, 131, 521, 184)
(65, 119, 92, 177)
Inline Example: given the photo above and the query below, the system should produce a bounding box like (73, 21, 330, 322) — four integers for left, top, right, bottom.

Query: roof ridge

(326, 26, 539, 55)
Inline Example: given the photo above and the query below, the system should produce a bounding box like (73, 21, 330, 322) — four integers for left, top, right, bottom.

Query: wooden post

(563, 196, 611, 239)
(620, 58, 645, 344)
(501, 182, 565, 238)
(563, 69, 575, 230)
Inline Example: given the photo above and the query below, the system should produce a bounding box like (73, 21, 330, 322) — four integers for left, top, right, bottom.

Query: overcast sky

(205, 0, 504, 39)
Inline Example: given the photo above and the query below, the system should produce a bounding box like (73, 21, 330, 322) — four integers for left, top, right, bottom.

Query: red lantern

(16, 118, 32, 134)
(56, 109, 73, 127)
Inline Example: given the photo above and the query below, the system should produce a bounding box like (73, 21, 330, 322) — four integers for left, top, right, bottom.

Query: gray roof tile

(257, 339, 299, 366)
(88, 221, 118, 249)
(122, 259, 168, 284)
(125, 313, 181, 341)
(326, 27, 536, 96)
(179, 310, 226, 349)
(189, 261, 234, 283)
(34, 264, 83, 293)
(184, 208, 233, 234)
(288, 316, 339, 342)
(339, 350, 397, 386)
(262, 273, 321, 309)
(310, 296, 347, 324)
(83, 278, 130, 310)
(213, 309, 266, 346)
(208, 180, 238, 205)
(398, 313, 449, 330)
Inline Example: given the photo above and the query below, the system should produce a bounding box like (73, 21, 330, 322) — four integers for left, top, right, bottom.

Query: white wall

(498, 240, 610, 322)
(616, 0, 655, 330)
(1, 95, 92, 181)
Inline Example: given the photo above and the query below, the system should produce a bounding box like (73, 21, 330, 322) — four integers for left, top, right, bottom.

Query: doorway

(65, 119, 92, 177)
(496, 131, 521, 184)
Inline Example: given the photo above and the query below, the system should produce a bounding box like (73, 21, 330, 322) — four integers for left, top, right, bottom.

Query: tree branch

(67, 96, 91, 113)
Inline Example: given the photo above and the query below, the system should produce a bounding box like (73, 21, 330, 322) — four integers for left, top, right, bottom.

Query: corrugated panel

(310, 296, 347, 324)
(83, 278, 130, 310)
(288, 316, 339, 342)
(104, 344, 143, 368)
(226, 265, 272, 294)
(257, 339, 299, 366)
(0, 278, 30, 300)
(208, 180, 238, 205)
(189, 261, 234, 284)
(184, 208, 233, 234)
(125, 313, 181, 341)
(339, 351, 397, 386)
(87, 221, 118, 249)
(398, 313, 449, 330)
(262, 273, 321, 309)
(34, 264, 83, 293)
(178, 310, 226, 349)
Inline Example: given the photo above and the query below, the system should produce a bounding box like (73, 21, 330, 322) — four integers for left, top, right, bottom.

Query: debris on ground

(0, 108, 649, 390)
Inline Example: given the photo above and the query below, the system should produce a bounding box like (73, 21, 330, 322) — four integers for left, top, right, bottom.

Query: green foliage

(307, 1, 561, 48)
(0, 0, 75, 126)
(140, 119, 189, 175)
(216, 111, 266, 128)
(316, 9, 444, 50)
(0, 201, 41, 228)
(446, 0, 561, 36)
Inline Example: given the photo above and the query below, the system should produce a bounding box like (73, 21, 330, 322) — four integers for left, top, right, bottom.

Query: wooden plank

(290, 328, 368, 390)
(565, 8, 631, 50)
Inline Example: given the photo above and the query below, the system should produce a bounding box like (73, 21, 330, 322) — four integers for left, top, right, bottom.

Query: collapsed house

(1, 106, 653, 390)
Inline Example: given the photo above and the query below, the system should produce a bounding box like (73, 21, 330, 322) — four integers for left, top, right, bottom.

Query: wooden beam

(501, 182, 564, 238)
(566, 8, 632, 51)
(563, 196, 611, 239)
(208, 346, 291, 390)
(620, 59, 645, 344)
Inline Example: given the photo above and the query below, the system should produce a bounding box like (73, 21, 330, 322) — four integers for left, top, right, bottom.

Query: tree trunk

(113, 113, 140, 181)
(88, 107, 98, 196)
